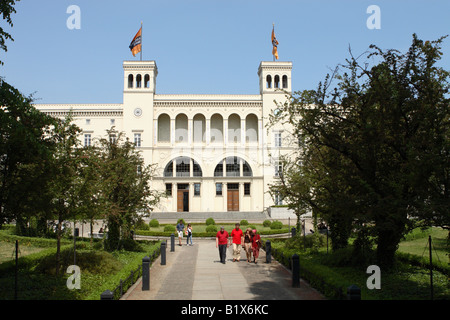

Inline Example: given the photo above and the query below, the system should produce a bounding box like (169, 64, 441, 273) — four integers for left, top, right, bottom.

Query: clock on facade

(134, 108, 142, 117)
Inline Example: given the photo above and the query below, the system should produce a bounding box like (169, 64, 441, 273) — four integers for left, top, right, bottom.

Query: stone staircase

(148, 211, 269, 223)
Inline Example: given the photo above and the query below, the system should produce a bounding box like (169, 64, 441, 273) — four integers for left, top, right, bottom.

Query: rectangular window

(275, 192, 283, 206)
(109, 134, 116, 144)
(194, 183, 201, 196)
(275, 161, 282, 177)
(216, 183, 222, 196)
(134, 133, 141, 147)
(244, 183, 251, 196)
(84, 134, 91, 147)
(274, 132, 282, 147)
(176, 158, 190, 177)
(165, 183, 172, 196)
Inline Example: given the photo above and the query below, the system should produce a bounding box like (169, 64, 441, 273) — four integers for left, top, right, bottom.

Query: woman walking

(243, 228, 253, 262)
(251, 229, 261, 264)
(185, 223, 193, 246)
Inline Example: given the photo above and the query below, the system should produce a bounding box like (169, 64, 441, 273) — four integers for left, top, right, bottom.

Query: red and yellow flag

(271, 26, 279, 60)
(129, 27, 142, 57)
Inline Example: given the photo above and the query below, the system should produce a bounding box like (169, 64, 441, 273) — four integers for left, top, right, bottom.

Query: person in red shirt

(230, 223, 244, 262)
(216, 226, 229, 264)
(251, 229, 261, 264)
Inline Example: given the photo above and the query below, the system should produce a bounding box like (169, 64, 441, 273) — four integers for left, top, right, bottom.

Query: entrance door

(227, 183, 239, 211)
(177, 184, 189, 212)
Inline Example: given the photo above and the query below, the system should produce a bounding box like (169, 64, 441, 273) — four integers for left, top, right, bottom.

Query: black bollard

(142, 256, 150, 291)
(291, 227, 296, 238)
(161, 241, 166, 265)
(100, 290, 114, 300)
(265, 240, 272, 263)
(292, 254, 300, 288)
(171, 233, 175, 252)
(347, 284, 361, 300)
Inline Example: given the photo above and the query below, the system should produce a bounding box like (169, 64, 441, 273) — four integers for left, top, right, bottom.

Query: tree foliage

(270, 34, 449, 269)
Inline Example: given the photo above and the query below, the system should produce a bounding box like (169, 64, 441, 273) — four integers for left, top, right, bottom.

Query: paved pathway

(122, 239, 324, 300)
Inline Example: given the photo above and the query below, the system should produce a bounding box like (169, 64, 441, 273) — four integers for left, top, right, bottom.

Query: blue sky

(1, 0, 449, 104)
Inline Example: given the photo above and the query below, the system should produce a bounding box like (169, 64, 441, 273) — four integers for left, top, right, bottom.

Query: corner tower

(258, 61, 293, 209)
(122, 61, 158, 166)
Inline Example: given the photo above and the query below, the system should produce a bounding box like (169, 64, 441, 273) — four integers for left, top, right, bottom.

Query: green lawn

(0, 229, 161, 300)
(398, 227, 448, 264)
(0, 241, 45, 264)
(266, 226, 449, 300)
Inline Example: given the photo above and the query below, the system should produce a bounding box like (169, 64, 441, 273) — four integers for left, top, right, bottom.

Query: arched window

(128, 74, 134, 88)
(210, 114, 223, 143)
(213, 157, 253, 177)
(274, 75, 280, 89)
(282, 75, 288, 89)
(175, 114, 188, 143)
(266, 75, 272, 89)
(163, 157, 203, 177)
(193, 114, 206, 143)
(228, 114, 241, 143)
(245, 114, 258, 143)
(144, 74, 150, 88)
(157, 114, 170, 142)
(136, 74, 142, 88)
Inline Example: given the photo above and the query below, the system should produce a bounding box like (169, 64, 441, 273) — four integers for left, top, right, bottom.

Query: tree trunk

(55, 216, 62, 276)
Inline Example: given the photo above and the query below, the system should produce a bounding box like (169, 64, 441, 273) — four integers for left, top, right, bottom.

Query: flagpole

(140, 21, 143, 61)
(272, 23, 275, 62)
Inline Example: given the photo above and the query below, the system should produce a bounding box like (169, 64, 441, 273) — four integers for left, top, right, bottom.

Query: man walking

(230, 223, 244, 262)
(176, 219, 185, 246)
(216, 226, 229, 264)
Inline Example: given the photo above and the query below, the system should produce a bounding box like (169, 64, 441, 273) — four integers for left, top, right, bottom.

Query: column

(206, 118, 211, 145)
(223, 182, 228, 212)
(188, 118, 193, 146)
(241, 118, 246, 147)
(173, 183, 178, 212)
(224, 118, 228, 147)
(239, 182, 244, 212)
(170, 118, 175, 146)
(153, 119, 158, 145)
(258, 119, 263, 148)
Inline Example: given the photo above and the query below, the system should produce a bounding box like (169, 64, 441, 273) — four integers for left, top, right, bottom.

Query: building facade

(36, 60, 298, 216)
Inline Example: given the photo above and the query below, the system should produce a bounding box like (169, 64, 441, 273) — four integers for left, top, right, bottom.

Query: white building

(36, 60, 298, 218)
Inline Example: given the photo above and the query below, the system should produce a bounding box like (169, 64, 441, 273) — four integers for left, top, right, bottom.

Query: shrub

(206, 218, 215, 226)
(177, 219, 186, 225)
(206, 225, 218, 233)
(138, 223, 149, 230)
(149, 219, 160, 228)
(263, 220, 272, 227)
(240, 220, 249, 226)
(163, 225, 176, 232)
(270, 220, 283, 229)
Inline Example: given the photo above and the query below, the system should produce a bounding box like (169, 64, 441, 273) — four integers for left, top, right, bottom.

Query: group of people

(176, 220, 193, 246)
(174, 220, 262, 264)
(216, 223, 261, 264)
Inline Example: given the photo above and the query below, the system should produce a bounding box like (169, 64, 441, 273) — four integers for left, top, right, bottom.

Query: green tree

(0, 0, 19, 65)
(0, 80, 56, 232)
(96, 129, 163, 251)
(270, 34, 449, 269)
(46, 113, 82, 275)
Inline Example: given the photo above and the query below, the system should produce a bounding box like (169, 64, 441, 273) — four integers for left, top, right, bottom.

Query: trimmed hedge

(135, 228, 289, 238)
